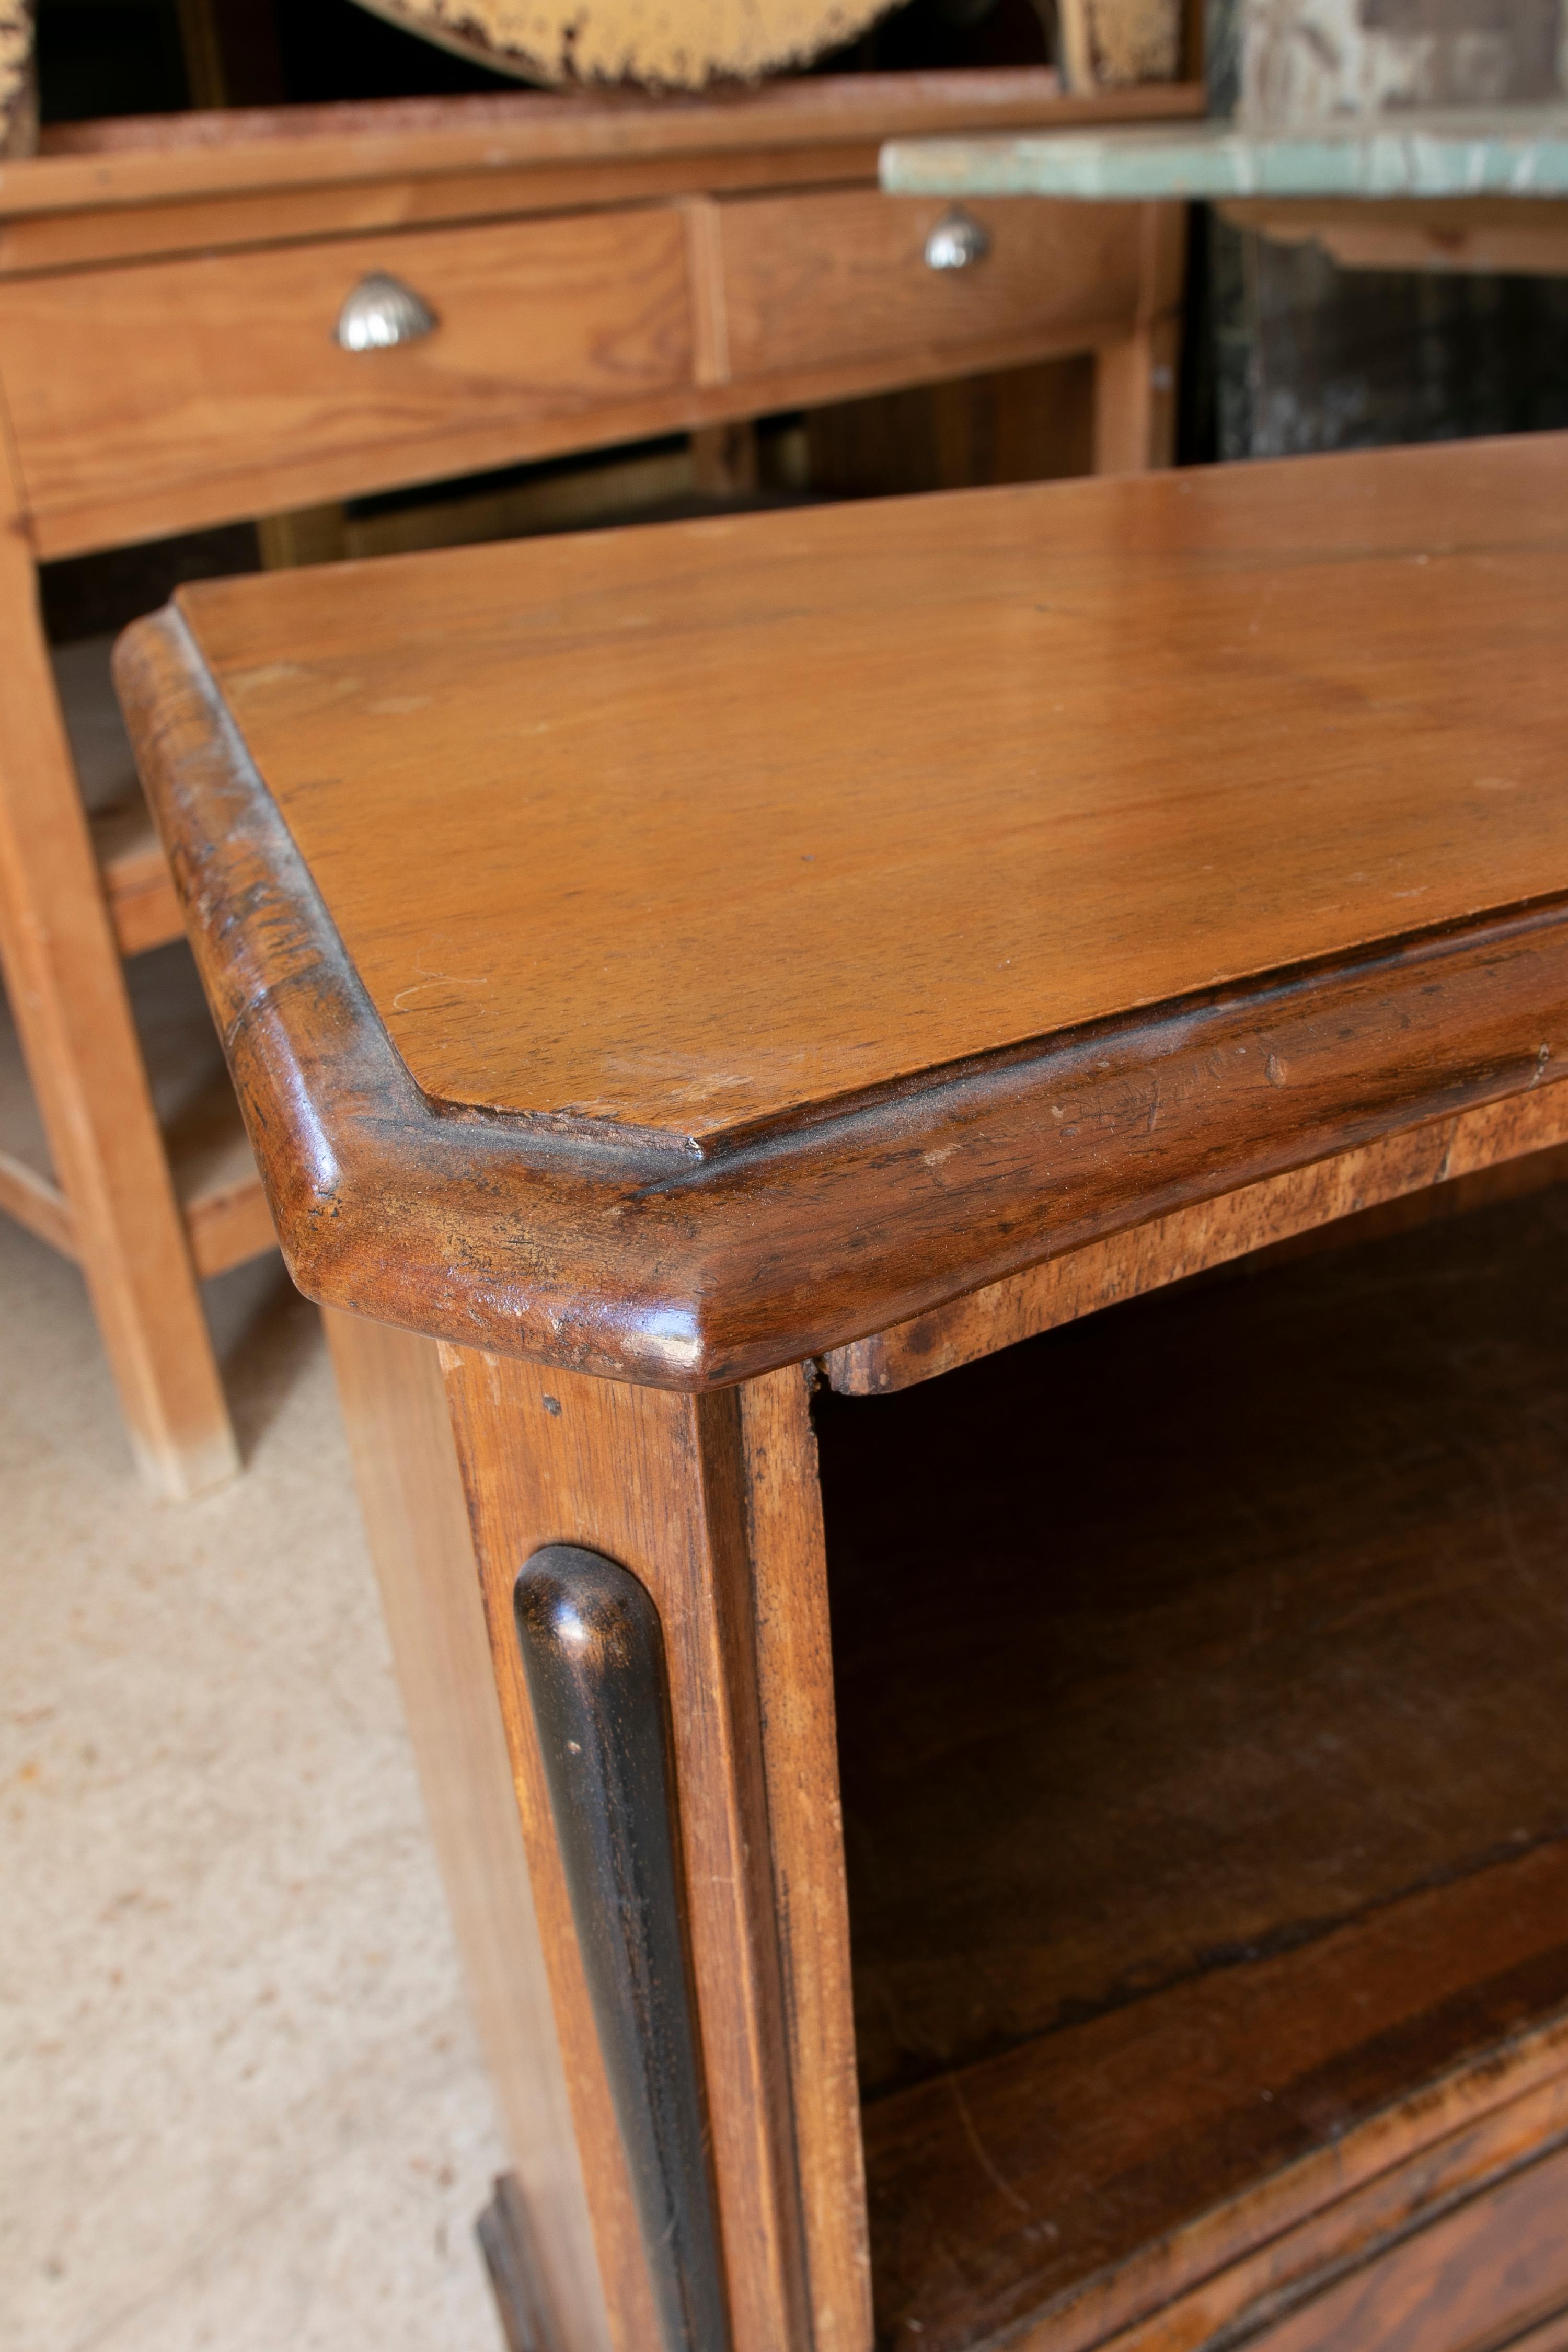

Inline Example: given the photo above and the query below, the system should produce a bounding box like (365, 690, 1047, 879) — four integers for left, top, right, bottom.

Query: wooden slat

(28, 314, 1148, 561)
(1219, 195, 1568, 279)
(0, 1142, 74, 1255)
(322, 1311, 610, 2352)
(0, 78, 1204, 220)
(826, 1082, 1568, 1393)
(91, 800, 183, 958)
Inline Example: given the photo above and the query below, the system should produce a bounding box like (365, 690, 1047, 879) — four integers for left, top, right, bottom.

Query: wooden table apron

(115, 439, 1568, 2352)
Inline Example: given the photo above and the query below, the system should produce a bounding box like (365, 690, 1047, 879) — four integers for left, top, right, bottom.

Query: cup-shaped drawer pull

(334, 272, 440, 352)
(924, 210, 991, 272)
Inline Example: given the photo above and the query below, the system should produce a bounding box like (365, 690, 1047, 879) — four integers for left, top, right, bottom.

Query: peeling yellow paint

(352, 0, 898, 90)
(0, 1, 35, 159)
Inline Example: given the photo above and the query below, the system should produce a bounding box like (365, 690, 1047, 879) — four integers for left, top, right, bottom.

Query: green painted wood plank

(880, 109, 1568, 202)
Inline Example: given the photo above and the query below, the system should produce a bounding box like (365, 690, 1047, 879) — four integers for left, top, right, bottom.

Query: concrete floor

(1, 1212, 509, 2352)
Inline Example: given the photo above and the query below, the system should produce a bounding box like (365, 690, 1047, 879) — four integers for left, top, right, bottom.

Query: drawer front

(0, 207, 693, 532)
(718, 190, 1145, 381)
(1248, 2139, 1568, 2352)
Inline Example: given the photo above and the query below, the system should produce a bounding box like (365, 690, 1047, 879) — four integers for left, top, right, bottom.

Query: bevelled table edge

(114, 601, 1568, 1392)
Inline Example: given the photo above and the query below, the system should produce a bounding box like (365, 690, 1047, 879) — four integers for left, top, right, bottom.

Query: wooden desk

(118, 434, 1568, 2352)
(0, 71, 1194, 1496)
(880, 105, 1568, 277)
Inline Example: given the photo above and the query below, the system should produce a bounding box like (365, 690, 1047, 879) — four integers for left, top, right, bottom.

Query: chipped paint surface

(1080, 0, 1180, 85)
(0, 0, 34, 161)
(351, 0, 895, 89)
(1242, 0, 1562, 125)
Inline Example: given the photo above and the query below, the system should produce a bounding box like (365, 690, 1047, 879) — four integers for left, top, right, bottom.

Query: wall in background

(1198, 0, 1568, 462)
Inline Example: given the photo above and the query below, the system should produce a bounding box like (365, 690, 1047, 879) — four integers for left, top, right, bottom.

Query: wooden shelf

(0, 939, 274, 1278)
(54, 633, 186, 957)
(819, 1184, 1568, 2351)
(91, 795, 183, 957)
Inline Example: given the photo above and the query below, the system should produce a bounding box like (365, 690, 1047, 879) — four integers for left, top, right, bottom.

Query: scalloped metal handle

(334, 272, 439, 353)
(924, 210, 991, 272)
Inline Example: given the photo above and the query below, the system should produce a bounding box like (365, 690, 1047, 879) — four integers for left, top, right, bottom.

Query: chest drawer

(0, 207, 693, 544)
(717, 189, 1146, 381)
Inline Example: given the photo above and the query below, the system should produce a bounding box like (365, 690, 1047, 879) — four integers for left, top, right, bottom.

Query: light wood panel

(176, 436, 1568, 1143)
(0, 77, 1202, 222)
(437, 1348, 863, 2352)
(0, 207, 693, 540)
(0, 446, 237, 1496)
(322, 1309, 611, 2352)
(0, 952, 271, 1278)
(737, 1366, 871, 2352)
(719, 191, 1144, 379)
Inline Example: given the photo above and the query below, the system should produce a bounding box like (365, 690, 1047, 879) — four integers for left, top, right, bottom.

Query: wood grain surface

(0, 206, 693, 533)
(718, 191, 1147, 378)
(322, 1310, 610, 2352)
(439, 1347, 849, 2352)
(169, 436, 1568, 1140)
(117, 439, 1568, 1383)
(0, 77, 1202, 221)
(826, 1086, 1568, 1391)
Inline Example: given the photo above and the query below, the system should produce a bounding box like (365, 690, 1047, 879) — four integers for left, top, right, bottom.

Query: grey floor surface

(1, 1213, 508, 2351)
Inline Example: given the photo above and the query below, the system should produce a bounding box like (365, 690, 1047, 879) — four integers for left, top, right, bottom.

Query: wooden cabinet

(119, 438, 1568, 2350)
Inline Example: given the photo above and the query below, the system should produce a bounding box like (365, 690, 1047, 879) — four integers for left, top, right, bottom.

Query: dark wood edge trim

(514, 1547, 731, 2352)
(477, 2172, 569, 2352)
(114, 603, 1568, 1390)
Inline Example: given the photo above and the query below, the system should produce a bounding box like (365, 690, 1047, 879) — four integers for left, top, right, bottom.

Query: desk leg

(0, 473, 237, 1497)
(437, 1347, 872, 2352)
(1093, 200, 1186, 476)
(1093, 313, 1181, 475)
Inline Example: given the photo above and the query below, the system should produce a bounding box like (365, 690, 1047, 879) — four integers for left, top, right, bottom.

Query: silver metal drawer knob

(924, 211, 991, 272)
(334, 272, 439, 352)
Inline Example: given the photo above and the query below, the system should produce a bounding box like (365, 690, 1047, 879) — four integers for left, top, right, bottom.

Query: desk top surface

(121, 435, 1568, 1384)
(881, 108, 1568, 202)
(178, 438, 1568, 1147)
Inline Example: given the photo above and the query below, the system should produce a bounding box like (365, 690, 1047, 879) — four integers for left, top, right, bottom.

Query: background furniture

(880, 103, 1568, 273)
(0, 68, 1195, 1495)
(121, 433, 1568, 2351)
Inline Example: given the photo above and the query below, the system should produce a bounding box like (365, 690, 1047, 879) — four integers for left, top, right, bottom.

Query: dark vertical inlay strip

(514, 1544, 732, 2352)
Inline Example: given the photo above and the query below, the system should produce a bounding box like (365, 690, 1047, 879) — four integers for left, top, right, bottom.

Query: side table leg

(440, 1348, 873, 2352)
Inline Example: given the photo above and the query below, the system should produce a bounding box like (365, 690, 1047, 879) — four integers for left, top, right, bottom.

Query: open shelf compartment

(816, 1184, 1568, 2352)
